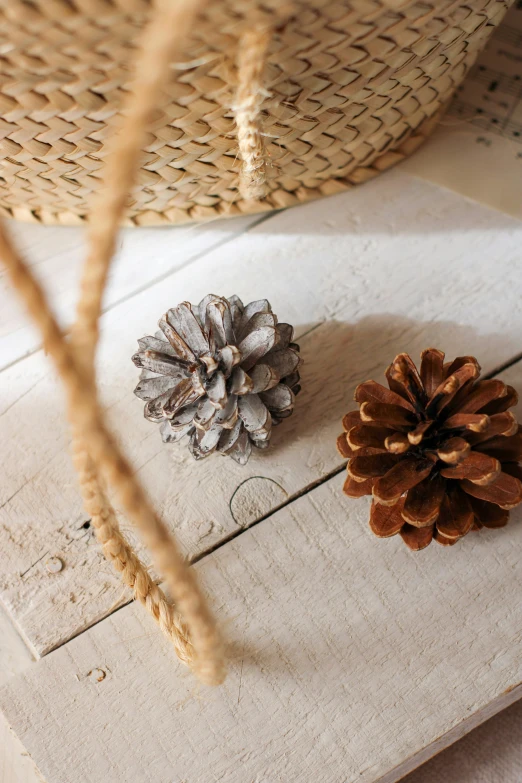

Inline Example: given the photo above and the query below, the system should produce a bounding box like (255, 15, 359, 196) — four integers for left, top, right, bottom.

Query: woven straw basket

(0, 0, 512, 227)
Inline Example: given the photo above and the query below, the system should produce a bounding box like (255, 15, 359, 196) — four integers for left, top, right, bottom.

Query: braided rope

(72, 439, 194, 667)
(73, 0, 205, 366)
(235, 29, 271, 201)
(0, 0, 226, 686)
(68, 0, 209, 674)
(0, 222, 224, 685)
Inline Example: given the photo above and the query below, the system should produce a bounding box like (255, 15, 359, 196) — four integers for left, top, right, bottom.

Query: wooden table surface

(1, 168, 521, 783)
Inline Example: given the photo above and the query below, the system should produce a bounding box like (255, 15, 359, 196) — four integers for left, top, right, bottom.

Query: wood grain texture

(0, 213, 259, 371)
(0, 604, 33, 690)
(0, 711, 43, 783)
(1, 474, 522, 783)
(0, 605, 41, 783)
(1, 170, 522, 656)
(402, 697, 522, 783)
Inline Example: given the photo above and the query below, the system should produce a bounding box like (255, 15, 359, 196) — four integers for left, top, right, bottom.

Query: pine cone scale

(158, 314, 197, 365)
(133, 349, 187, 378)
(456, 379, 507, 415)
(435, 491, 474, 540)
(387, 353, 426, 406)
(475, 431, 522, 461)
(344, 475, 375, 498)
(169, 302, 211, 355)
(400, 523, 433, 551)
(229, 367, 253, 395)
(355, 380, 416, 412)
(370, 499, 405, 538)
(262, 346, 300, 378)
(437, 436, 470, 464)
(360, 401, 418, 429)
(503, 462, 522, 480)
(373, 457, 434, 506)
(419, 348, 445, 396)
(207, 300, 234, 347)
(133, 295, 302, 464)
(348, 424, 395, 450)
(407, 420, 433, 445)
(439, 452, 500, 484)
(427, 362, 480, 417)
(339, 349, 522, 549)
(337, 433, 353, 459)
(386, 433, 410, 453)
(433, 529, 456, 546)
(472, 411, 517, 441)
(442, 413, 489, 433)
(467, 496, 508, 528)
(260, 383, 294, 413)
(402, 474, 445, 527)
(238, 326, 278, 370)
(347, 453, 401, 482)
(134, 374, 182, 401)
(481, 385, 518, 415)
(249, 364, 278, 393)
(461, 472, 522, 508)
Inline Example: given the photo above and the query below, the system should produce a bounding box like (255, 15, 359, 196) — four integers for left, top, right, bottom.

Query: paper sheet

(403, 2, 522, 219)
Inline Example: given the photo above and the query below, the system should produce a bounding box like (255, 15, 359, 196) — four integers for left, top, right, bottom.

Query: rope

(0, 0, 226, 686)
(68, 0, 210, 675)
(72, 442, 194, 667)
(73, 0, 205, 366)
(235, 29, 271, 201)
(0, 223, 225, 685)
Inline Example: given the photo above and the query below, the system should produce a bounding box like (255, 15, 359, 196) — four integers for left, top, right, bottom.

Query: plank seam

(9, 334, 522, 659)
(0, 210, 278, 374)
(482, 350, 522, 380)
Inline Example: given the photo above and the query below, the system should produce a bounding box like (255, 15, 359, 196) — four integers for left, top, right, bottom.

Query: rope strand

(73, 0, 207, 367)
(0, 0, 226, 686)
(72, 437, 194, 667)
(66, 0, 213, 675)
(235, 29, 271, 201)
(0, 222, 224, 684)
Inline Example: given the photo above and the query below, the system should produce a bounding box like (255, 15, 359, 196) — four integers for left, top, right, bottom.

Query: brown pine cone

(337, 350, 522, 550)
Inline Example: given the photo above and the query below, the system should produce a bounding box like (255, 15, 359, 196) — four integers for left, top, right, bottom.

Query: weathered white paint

(0, 605, 33, 691)
(1, 170, 522, 657)
(0, 605, 40, 783)
(1, 476, 522, 783)
(0, 213, 260, 371)
(402, 697, 522, 783)
(0, 714, 44, 783)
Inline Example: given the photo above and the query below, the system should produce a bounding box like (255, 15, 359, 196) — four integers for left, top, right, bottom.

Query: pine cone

(132, 295, 302, 464)
(338, 350, 522, 550)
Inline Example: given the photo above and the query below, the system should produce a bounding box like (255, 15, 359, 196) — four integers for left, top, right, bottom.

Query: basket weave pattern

(0, 0, 512, 226)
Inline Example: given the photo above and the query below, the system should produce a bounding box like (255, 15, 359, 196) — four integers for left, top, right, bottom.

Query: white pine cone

(132, 295, 302, 464)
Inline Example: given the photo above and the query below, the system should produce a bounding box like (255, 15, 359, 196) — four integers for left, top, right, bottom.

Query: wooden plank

(1, 472, 522, 783)
(1, 170, 522, 656)
(0, 605, 40, 783)
(402, 698, 522, 783)
(0, 213, 260, 371)
(0, 714, 44, 783)
(0, 605, 33, 689)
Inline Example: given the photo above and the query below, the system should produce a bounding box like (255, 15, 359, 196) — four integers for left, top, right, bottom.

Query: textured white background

(404, 700, 522, 783)
(1, 169, 521, 782)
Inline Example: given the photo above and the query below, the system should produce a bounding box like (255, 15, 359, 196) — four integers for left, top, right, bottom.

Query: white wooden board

(1, 170, 522, 657)
(0, 604, 40, 783)
(1, 473, 522, 783)
(402, 697, 522, 783)
(0, 712, 43, 783)
(0, 212, 260, 371)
